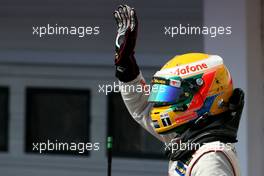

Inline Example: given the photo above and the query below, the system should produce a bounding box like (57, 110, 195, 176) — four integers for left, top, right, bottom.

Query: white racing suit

(120, 73, 241, 176)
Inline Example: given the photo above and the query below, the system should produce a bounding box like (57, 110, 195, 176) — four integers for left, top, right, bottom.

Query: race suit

(120, 73, 241, 176)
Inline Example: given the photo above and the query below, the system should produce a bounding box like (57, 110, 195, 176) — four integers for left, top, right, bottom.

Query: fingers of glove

(123, 5, 131, 29)
(114, 11, 123, 29)
(124, 5, 131, 17)
(118, 5, 127, 30)
(130, 8, 137, 31)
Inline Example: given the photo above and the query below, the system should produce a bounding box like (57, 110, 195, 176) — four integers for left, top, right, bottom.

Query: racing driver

(113, 5, 244, 176)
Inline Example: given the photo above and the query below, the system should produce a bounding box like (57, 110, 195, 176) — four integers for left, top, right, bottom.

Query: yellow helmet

(148, 53, 233, 134)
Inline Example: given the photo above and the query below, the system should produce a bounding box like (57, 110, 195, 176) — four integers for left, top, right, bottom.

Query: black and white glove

(113, 5, 139, 82)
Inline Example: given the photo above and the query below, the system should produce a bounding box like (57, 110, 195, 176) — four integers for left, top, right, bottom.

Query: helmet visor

(148, 84, 185, 104)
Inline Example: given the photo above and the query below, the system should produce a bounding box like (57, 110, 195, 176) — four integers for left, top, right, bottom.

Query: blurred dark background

(0, 0, 263, 176)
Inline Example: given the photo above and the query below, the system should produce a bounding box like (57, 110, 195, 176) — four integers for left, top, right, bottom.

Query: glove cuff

(115, 54, 139, 82)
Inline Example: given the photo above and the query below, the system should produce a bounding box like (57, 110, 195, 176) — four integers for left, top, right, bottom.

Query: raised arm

(113, 5, 164, 142)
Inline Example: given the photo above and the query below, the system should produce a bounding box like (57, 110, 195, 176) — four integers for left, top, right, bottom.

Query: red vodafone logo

(171, 63, 208, 76)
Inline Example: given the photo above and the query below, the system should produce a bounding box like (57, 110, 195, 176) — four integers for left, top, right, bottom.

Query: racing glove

(113, 5, 139, 82)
